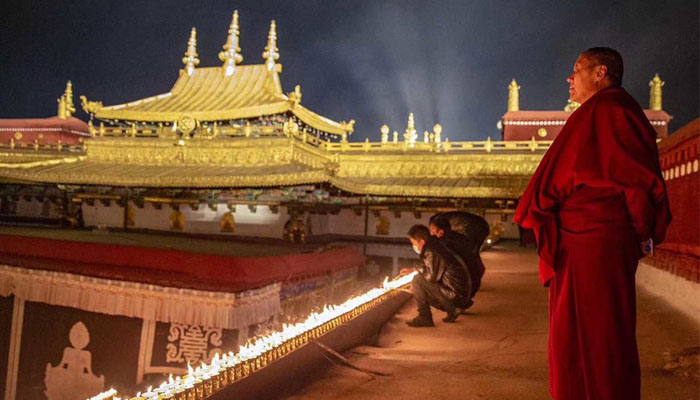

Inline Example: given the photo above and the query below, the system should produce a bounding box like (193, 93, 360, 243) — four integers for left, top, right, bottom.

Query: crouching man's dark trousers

(412, 273, 455, 318)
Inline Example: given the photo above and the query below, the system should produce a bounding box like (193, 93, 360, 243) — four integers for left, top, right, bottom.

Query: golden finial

(287, 84, 302, 105)
(182, 27, 200, 76)
(403, 113, 417, 147)
(380, 124, 389, 143)
(79, 95, 103, 115)
(57, 81, 75, 119)
(423, 131, 430, 143)
(262, 20, 280, 70)
(433, 123, 442, 143)
(649, 73, 664, 111)
(219, 11, 243, 76)
(507, 79, 520, 112)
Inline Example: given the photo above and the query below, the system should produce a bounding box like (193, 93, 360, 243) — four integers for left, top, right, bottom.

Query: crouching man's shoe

(406, 315, 435, 327)
(442, 308, 459, 323)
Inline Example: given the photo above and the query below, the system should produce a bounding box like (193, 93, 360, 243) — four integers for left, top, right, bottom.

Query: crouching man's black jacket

(419, 236, 471, 303)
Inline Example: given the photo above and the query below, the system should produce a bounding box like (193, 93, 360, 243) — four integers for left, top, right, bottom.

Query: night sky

(1, 0, 697, 141)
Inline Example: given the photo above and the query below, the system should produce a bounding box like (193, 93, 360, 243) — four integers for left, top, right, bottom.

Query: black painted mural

(16, 302, 141, 400)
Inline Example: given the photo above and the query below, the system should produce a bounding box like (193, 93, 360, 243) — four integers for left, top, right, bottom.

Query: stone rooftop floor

(289, 241, 700, 400)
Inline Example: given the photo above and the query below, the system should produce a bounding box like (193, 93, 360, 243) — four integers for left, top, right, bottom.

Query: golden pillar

(649, 73, 664, 111)
(507, 79, 520, 112)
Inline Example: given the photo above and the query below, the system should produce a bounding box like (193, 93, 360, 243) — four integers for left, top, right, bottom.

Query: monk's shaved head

(582, 47, 624, 86)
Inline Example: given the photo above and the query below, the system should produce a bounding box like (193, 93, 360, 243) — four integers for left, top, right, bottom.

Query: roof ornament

(79, 95, 103, 115)
(403, 113, 418, 148)
(340, 120, 355, 133)
(287, 85, 302, 105)
(182, 27, 200, 76)
(219, 10, 243, 76)
(649, 73, 664, 111)
(507, 79, 520, 112)
(380, 124, 389, 143)
(57, 81, 76, 119)
(433, 123, 442, 144)
(262, 20, 280, 71)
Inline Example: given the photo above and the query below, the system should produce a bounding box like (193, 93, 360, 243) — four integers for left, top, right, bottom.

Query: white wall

(15, 198, 47, 217)
(130, 203, 290, 239)
(82, 201, 124, 228)
(50, 201, 521, 241)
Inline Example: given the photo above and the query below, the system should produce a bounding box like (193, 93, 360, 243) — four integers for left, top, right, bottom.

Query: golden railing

(0, 140, 83, 153)
(5, 122, 552, 156)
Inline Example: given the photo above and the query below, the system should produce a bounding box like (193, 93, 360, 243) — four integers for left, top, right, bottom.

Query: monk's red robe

(514, 86, 671, 400)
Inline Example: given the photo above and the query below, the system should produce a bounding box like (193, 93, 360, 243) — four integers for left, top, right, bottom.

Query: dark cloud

(0, 0, 697, 141)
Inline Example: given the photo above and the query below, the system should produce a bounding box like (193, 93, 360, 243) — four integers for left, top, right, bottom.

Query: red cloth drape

(0, 235, 364, 292)
(515, 86, 670, 286)
(514, 86, 671, 400)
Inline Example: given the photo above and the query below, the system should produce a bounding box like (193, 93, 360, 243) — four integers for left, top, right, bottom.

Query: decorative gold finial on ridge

(219, 10, 243, 76)
(649, 73, 664, 111)
(507, 79, 520, 112)
(182, 27, 200, 76)
(433, 123, 442, 143)
(287, 84, 302, 105)
(263, 20, 280, 70)
(403, 113, 417, 147)
(57, 81, 76, 119)
(380, 124, 389, 143)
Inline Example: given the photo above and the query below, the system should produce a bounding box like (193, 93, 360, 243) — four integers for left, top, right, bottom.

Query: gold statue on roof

(403, 113, 417, 147)
(57, 81, 76, 119)
(79, 95, 103, 115)
(219, 11, 243, 76)
(182, 27, 200, 75)
(507, 79, 520, 112)
(649, 73, 664, 111)
(287, 85, 302, 105)
(263, 20, 280, 70)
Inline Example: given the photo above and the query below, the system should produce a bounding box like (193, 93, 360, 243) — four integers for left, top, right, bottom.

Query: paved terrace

(290, 241, 700, 400)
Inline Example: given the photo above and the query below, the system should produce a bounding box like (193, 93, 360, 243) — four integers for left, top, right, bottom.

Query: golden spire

(433, 123, 442, 143)
(403, 113, 417, 147)
(380, 124, 389, 143)
(182, 27, 200, 76)
(219, 10, 243, 76)
(57, 81, 75, 119)
(649, 73, 664, 111)
(507, 79, 520, 112)
(262, 20, 280, 70)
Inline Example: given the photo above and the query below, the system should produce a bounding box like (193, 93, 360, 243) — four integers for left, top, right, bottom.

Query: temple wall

(82, 201, 124, 228)
(637, 119, 699, 323)
(10, 198, 519, 241)
(14, 198, 46, 217)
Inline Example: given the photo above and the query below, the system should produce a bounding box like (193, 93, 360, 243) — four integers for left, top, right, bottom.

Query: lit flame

(88, 272, 416, 400)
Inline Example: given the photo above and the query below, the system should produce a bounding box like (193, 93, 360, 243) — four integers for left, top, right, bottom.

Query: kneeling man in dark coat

(406, 224, 471, 327)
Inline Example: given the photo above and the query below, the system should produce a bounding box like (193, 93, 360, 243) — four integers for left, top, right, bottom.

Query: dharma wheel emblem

(177, 114, 197, 135)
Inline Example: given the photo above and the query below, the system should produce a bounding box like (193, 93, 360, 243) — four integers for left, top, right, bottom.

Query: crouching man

(405, 224, 471, 327)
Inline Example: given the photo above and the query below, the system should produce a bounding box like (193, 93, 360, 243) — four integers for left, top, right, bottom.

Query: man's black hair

(583, 47, 624, 86)
(407, 224, 430, 241)
(429, 216, 451, 233)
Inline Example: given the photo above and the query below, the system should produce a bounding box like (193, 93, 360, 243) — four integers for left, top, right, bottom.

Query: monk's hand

(398, 267, 413, 276)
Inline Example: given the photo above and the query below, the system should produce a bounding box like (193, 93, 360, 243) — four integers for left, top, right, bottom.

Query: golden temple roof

(0, 136, 546, 199)
(83, 18, 354, 136)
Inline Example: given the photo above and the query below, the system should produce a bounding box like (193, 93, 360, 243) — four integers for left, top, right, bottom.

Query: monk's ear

(595, 64, 608, 81)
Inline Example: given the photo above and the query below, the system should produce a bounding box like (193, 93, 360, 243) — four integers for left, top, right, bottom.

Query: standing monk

(514, 47, 671, 400)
